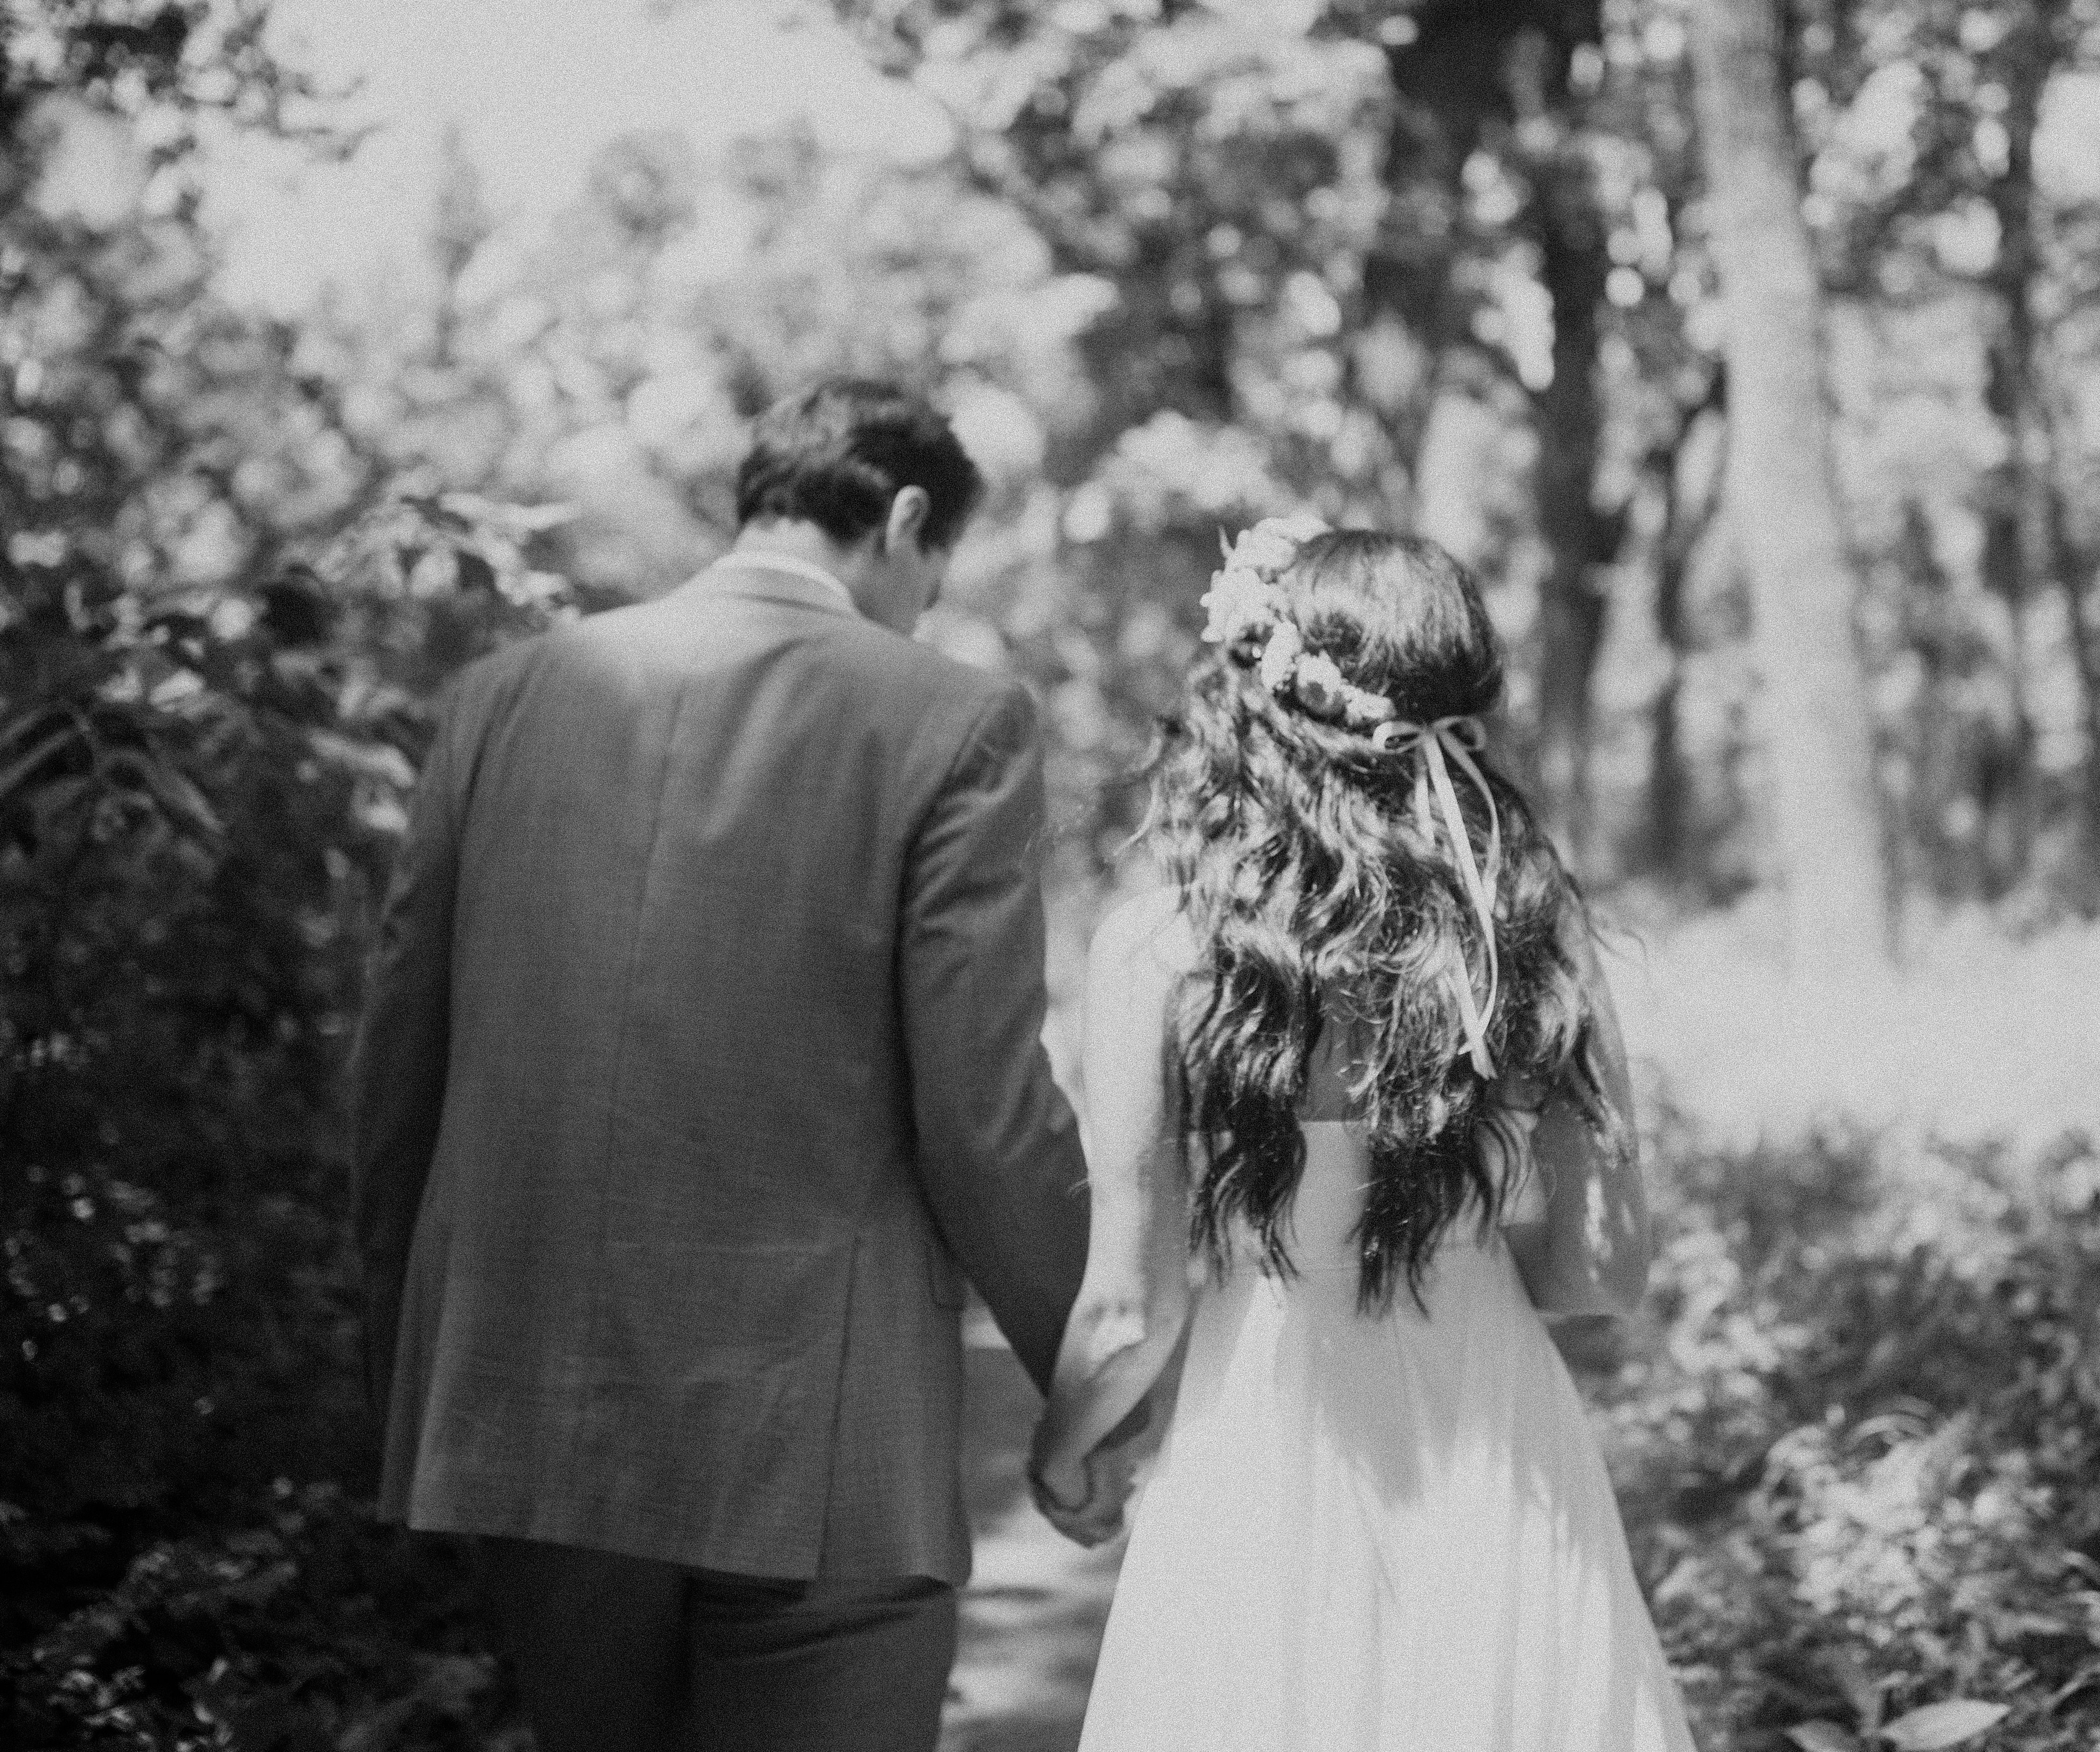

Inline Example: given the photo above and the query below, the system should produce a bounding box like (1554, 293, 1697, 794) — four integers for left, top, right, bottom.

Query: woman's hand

(1028, 1445, 1132, 1547)
(1027, 1446, 1096, 1534)
(1029, 889, 1197, 1542)
(1030, 1390, 1159, 1546)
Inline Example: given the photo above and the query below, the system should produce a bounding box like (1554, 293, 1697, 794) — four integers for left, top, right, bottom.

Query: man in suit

(350, 379, 1092, 1751)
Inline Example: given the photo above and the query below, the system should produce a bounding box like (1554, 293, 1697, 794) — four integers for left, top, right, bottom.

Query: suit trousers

(474, 1535, 959, 1752)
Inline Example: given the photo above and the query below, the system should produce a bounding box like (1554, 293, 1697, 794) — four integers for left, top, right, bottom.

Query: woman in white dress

(1030, 522, 1699, 1752)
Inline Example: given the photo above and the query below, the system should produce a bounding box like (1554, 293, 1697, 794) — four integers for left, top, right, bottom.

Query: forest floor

(11, 1120, 2100, 1752)
(10, 918, 2098, 1750)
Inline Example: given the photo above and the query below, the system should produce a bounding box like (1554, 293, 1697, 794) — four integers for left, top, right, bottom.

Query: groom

(350, 379, 1092, 1751)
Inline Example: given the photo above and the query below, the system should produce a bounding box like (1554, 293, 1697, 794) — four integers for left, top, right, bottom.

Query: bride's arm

(1499, 920, 1652, 1319)
(1030, 890, 1196, 1514)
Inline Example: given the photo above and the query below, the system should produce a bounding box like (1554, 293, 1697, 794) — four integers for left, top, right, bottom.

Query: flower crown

(1200, 513, 1402, 737)
(1197, 513, 1507, 1080)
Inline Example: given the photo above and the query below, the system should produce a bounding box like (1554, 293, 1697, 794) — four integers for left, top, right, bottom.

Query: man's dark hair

(735, 378, 985, 553)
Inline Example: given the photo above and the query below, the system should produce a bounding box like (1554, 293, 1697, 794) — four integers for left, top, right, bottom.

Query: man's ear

(883, 486, 932, 556)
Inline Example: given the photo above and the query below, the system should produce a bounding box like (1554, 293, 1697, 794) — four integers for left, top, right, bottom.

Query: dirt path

(940, 1323, 1122, 1752)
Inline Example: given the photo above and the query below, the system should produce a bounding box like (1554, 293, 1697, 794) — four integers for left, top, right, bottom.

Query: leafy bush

(0, 496, 578, 1747)
(1594, 1117, 2100, 1752)
(4, 1480, 510, 1751)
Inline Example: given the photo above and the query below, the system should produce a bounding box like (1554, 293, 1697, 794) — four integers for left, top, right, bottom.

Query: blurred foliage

(817, 0, 2100, 911)
(0, 7, 572, 1744)
(1593, 1119, 2100, 1750)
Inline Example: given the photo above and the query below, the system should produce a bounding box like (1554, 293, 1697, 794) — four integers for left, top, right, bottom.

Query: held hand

(1029, 1395, 1154, 1547)
(1028, 1444, 1140, 1547)
(1028, 1453, 1111, 1546)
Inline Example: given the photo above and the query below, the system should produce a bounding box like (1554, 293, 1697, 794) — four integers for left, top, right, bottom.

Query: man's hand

(1029, 1444, 1139, 1547)
(1028, 1392, 1156, 1547)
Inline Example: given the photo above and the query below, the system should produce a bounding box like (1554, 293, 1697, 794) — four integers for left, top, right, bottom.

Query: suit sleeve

(348, 704, 466, 1412)
(900, 683, 1090, 1396)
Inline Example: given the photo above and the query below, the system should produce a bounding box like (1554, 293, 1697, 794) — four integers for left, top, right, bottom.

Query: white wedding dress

(1077, 1116, 1699, 1752)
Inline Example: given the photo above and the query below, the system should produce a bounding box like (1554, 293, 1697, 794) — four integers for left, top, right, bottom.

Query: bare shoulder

(1089, 886, 1199, 993)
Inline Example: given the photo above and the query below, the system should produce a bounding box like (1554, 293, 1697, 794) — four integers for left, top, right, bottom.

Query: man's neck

(718, 524, 869, 617)
(731, 525, 878, 613)
(729, 524, 860, 581)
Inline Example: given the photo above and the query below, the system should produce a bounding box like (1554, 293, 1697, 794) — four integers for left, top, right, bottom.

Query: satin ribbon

(1370, 714, 1502, 1079)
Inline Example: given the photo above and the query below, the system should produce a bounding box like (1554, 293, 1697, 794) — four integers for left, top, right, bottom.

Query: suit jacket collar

(693, 556, 858, 620)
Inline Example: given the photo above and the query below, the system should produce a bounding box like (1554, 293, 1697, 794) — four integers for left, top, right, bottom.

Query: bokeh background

(2, 1, 2098, 1748)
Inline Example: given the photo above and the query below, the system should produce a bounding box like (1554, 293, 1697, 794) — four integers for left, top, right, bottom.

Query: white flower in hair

(1269, 510, 1329, 543)
(1344, 687, 1397, 729)
(1257, 620, 1305, 692)
(1291, 651, 1349, 719)
(1224, 511, 1325, 578)
(1201, 511, 1326, 645)
(1199, 565, 1278, 646)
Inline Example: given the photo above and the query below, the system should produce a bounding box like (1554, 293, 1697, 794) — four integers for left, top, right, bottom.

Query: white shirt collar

(710, 551, 858, 615)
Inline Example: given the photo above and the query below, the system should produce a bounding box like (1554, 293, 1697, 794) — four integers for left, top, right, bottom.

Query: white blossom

(1292, 650, 1348, 718)
(1258, 620, 1305, 691)
(1200, 565, 1278, 644)
(1225, 514, 1321, 577)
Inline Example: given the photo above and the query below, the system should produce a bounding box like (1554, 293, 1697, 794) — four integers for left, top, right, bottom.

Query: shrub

(1596, 1116, 2100, 1751)
(0, 498, 576, 1745)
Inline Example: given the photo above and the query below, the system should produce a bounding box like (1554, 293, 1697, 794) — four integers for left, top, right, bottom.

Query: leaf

(1822, 1647, 1886, 1731)
(1878, 1700, 2010, 1750)
(337, 1654, 495, 1752)
(140, 763, 226, 840)
(2046, 1661, 2100, 1713)
(506, 499, 577, 532)
(1787, 1722, 1863, 1752)
(400, 493, 470, 533)
(0, 725, 81, 808)
(0, 702, 79, 756)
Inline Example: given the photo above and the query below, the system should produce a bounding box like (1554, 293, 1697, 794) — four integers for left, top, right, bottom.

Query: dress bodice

(1222, 1025, 1541, 1279)
(1265, 1121, 1377, 1272)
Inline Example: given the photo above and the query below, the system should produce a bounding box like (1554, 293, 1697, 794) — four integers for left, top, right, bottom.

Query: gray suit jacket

(349, 564, 1089, 1584)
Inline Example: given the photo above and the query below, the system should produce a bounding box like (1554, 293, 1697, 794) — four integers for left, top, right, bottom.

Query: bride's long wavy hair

(1144, 529, 1622, 1309)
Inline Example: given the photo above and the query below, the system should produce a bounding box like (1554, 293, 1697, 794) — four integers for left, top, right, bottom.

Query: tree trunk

(1648, 511, 1692, 878)
(1689, 0, 1891, 968)
(1895, 501, 1986, 899)
(1368, 2, 1534, 469)
(1978, 0, 2067, 897)
(2053, 509, 2100, 842)
(1991, 0, 2100, 885)
(1530, 158, 1617, 871)
(2041, 402, 2100, 875)
(1370, 0, 1603, 471)
(1646, 401, 1725, 881)
(1375, 2, 1615, 861)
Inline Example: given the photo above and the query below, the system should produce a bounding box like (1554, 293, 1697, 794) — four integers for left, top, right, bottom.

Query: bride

(1030, 521, 1699, 1751)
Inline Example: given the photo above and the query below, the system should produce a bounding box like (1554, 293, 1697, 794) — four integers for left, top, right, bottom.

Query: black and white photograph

(4, 1, 2099, 1748)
